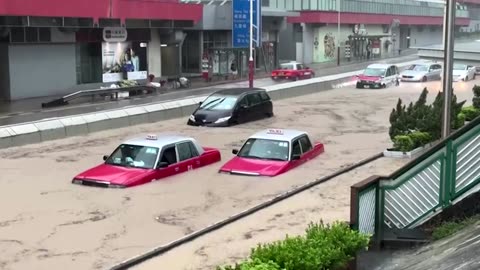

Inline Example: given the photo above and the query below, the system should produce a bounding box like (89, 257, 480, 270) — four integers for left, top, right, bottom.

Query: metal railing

(350, 115, 480, 244)
(41, 85, 158, 108)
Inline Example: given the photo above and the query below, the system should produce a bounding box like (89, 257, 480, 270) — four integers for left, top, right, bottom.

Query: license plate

(364, 85, 370, 88)
(304, 72, 311, 75)
(279, 72, 284, 75)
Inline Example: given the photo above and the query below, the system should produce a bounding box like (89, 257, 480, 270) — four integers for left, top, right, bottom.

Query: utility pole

(442, 0, 456, 138)
(248, 0, 254, 88)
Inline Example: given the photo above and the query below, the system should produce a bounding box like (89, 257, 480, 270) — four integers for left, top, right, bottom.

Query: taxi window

(106, 144, 159, 169)
(291, 140, 302, 157)
(296, 64, 304, 70)
(299, 136, 312, 152)
(160, 145, 177, 165)
(176, 141, 197, 161)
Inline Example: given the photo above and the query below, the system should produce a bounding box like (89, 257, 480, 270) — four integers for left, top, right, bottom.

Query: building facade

(270, 0, 471, 64)
(0, 0, 202, 100)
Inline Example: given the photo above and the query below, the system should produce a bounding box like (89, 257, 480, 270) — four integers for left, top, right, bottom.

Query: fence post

(443, 140, 455, 207)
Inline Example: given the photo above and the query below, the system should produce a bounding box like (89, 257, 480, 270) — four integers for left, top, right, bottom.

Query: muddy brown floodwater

(0, 79, 476, 270)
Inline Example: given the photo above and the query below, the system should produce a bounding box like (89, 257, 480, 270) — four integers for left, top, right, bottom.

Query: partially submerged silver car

(400, 62, 442, 82)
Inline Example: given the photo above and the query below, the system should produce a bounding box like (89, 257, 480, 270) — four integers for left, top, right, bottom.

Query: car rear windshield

(406, 64, 428, 72)
(280, 63, 294, 70)
(105, 144, 159, 169)
(363, 68, 386, 76)
(199, 95, 238, 110)
(238, 138, 290, 161)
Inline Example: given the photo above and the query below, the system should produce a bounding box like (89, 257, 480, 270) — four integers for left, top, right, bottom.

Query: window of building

(262, 0, 270, 7)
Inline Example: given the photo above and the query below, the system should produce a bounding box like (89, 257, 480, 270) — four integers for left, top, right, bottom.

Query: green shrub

(408, 131, 432, 149)
(472, 85, 480, 109)
(393, 135, 415, 152)
(454, 113, 466, 129)
(460, 106, 480, 121)
(219, 221, 370, 270)
(217, 259, 280, 270)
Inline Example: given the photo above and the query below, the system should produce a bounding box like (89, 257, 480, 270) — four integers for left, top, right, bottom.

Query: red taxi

(219, 129, 325, 177)
(271, 61, 315, 81)
(72, 134, 221, 188)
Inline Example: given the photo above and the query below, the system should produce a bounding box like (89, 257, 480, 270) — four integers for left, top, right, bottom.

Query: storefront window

(182, 31, 200, 74)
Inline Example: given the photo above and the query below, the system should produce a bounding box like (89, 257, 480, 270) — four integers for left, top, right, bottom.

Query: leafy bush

(473, 85, 480, 109)
(216, 259, 280, 270)
(393, 135, 415, 152)
(454, 113, 466, 129)
(408, 131, 432, 149)
(460, 106, 480, 121)
(389, 88, 466, 146)
(218, 221, 370, 270)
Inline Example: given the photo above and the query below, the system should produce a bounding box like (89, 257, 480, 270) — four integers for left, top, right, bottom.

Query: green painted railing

(350, 116, 480, 242)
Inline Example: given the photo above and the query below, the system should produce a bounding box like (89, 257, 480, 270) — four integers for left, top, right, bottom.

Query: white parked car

(452, 64, 476, 82)
(400, 62, 442, 82)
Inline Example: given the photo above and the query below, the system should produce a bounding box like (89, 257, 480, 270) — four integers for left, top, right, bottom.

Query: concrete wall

(8, 44, 77, 100)
(410, 25, 443, 47)
(0, 43, 10, 101)
(311, 24, 392, 63)
(148, 29, 162, 78)
(193, 3, 232, 30)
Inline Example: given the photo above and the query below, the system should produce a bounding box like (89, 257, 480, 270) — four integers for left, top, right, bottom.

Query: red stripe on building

(112, 0, 202, 22)
(0, 0, 202, 22)
(288, 11, 470, 26)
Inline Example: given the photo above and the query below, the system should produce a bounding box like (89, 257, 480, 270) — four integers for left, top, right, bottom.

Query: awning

(262, 7, 300, 17)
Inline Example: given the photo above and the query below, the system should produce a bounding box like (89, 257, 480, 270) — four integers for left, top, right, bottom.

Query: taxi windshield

(237, 138, 290, 161)
(105, 144, 159, 169)
(363, 68, 386, 77)
(199, 95, 238, 111)
(280, 63, 295, 70)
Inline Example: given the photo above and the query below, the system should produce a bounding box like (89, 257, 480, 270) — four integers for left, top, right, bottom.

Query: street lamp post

(442, 0, 456, 138)
(248, 0, 254, 88)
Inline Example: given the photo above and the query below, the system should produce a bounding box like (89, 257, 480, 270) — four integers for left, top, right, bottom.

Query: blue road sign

(232, 0, 261, 48)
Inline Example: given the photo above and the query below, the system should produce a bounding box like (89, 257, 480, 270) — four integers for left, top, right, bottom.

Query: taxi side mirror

(198, 101, 203, 106)
(103, 155, 109, 161)
(232, 149, 239, 155)
(158, 162, 169, 168)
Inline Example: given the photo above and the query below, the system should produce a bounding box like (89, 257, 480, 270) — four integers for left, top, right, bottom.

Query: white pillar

(147, 29, 162, 78)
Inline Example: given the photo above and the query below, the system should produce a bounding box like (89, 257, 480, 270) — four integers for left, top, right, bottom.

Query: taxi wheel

(422, 76, 427, 82)
(292, 76, 298, 81)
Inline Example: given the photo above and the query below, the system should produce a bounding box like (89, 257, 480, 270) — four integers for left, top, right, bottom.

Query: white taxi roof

(122, 133, 204, 154)
(367, 63, 394, 69)
(249, 129, 307, 142)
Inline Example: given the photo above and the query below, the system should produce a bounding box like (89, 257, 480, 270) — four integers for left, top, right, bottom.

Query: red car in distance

(271, 61, 315, 81)
(72, 134, 221, 188)
(219, 129, 325, 177)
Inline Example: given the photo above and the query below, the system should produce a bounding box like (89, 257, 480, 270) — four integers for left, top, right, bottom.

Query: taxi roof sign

(267, 129, 284, 135)
(146, 134, 158, 140)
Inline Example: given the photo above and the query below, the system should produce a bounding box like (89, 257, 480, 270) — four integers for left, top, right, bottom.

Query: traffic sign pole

(249, 0, 254, 88)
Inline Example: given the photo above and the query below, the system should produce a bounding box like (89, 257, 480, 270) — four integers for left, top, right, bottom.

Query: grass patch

(431, 214, 480, 241)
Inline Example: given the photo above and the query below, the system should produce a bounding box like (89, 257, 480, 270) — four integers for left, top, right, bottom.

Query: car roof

(249, 129, 308, 142)
(281, 61, 301, 65)
(212, 88, 266, 96)
(122, 134, 204, 154)
(367, 63, 395, 69)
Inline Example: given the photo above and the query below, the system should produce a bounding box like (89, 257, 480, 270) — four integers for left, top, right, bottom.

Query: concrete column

(148, 29, 162, 78)
(199, 30, 204, 73)
(301, 23, 314, 64)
